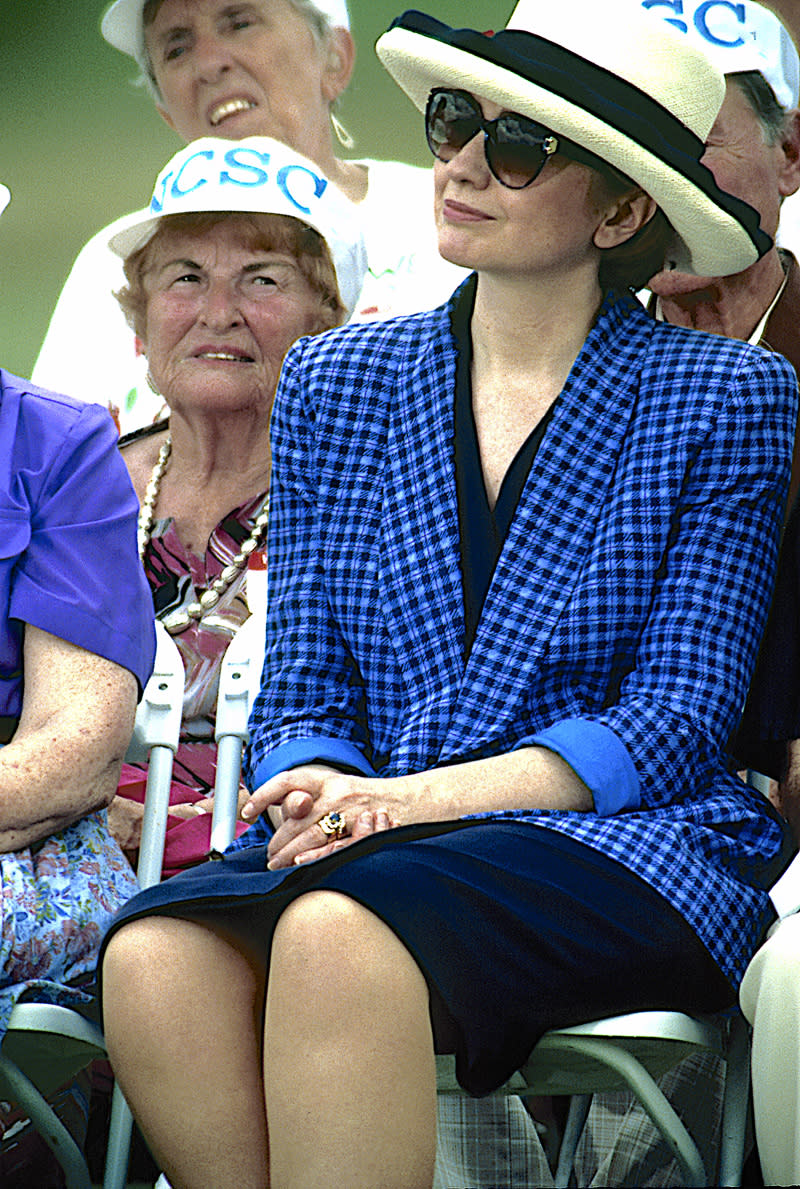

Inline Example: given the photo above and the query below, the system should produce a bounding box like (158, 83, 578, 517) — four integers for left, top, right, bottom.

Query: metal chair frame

(0, 622, 183, 1189)
(103, 624, 183, 1189)
(437, 1010, 750, 1186)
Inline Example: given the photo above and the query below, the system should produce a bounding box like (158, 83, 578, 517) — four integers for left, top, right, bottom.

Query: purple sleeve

(4, 382, 155, 692)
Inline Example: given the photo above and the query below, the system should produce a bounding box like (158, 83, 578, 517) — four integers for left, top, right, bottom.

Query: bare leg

(102, 916, 269, 1189)
(265, 890, 437, 1188)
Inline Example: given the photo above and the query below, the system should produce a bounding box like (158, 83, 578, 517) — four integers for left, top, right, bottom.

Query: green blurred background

(1, 1, 511, 379)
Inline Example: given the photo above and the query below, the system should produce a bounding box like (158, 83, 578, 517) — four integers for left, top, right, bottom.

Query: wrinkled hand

(160, 789, 251, 823)
(241, 765, 407, 869)
(109, 790, 253, 865)
(168, 796, 215, 821)
(107, 795, 145, 864)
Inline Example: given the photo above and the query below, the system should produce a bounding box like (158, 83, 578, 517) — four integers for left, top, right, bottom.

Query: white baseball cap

(639, 0, 799, 107)
(0, 185, 10, 218)
(101, 0, 350, 74)
(108, 136, 367, 316)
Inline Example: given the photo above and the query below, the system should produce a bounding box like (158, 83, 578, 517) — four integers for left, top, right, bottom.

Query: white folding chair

(488, 765, 793, 1187)
(433, 770, 777, 1187)
(0, 1005, 107, 1189)
(103, 614, 266, 1189)
(0, 621, 183, 1189)
(103, 622, 184, 1189)
(209, 610, 267, 851)
(437, 1009, 749, 1187)
(102, 615, 266, 1189)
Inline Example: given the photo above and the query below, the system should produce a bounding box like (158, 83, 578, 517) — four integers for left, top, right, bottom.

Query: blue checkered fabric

(246, 283, 797, 986)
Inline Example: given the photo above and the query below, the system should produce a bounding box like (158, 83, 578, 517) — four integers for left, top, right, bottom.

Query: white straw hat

(108, 136, 367, 316)
(101, 0, 350, 74)
(638, 0, 799, 109)
(0, 185, 10, 218)
(376, 1, 772, 276)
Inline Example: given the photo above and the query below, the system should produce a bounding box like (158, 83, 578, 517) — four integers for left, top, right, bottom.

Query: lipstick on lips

(442, 199, 494, 223)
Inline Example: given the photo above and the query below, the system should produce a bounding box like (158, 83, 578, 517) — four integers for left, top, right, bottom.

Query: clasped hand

(241, 765, 406, 869)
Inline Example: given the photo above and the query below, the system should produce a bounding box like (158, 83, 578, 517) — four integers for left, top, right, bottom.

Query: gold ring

(318, 811, 347, 840)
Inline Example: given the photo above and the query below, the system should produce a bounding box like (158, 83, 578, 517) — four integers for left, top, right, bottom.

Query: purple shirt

(0, 369, 155, 716)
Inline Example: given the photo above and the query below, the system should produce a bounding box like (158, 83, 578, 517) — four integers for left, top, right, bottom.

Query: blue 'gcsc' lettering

(220, 147, 271, 187)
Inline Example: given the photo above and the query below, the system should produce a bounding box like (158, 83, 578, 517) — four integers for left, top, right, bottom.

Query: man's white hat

(109, 136, 367, 316)
(0, 185, 10, 218)
(101, 0, 350, 74)
(640, 0, 799, 108)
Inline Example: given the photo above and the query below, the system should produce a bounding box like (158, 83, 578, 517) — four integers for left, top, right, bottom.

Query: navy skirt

(99, 819, 734, 1095)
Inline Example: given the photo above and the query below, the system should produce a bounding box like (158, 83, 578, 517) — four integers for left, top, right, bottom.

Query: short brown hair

(115, 210, 345, 340)
(590, 160, 674, 292)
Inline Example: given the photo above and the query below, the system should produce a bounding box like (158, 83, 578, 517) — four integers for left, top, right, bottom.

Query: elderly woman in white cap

(31, 0, 464, 434)
(105, 134, 365, 876)
(100, 3, 797, 1185)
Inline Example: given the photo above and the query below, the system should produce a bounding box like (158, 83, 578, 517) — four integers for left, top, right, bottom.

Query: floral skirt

(0, 811, 139, 1041)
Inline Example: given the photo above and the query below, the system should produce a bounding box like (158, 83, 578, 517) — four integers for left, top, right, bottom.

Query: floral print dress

(0, 812, 139, 1038)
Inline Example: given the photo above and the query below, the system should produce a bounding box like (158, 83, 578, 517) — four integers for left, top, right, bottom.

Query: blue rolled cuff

(529, 718, 640, 815)
(248, 736, 376, 792)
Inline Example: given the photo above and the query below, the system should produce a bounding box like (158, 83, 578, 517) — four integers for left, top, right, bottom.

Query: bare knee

(103, 919, 162, 995)
(273, 890, 393, 971)
(102, 918, 187, 1034)
(103, 915, 257, 1027)
(270, 891, 427, 1009)
(274, 889, 369, 947)
(104, 916, 192, 991)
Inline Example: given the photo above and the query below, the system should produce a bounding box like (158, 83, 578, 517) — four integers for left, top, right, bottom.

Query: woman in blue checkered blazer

(100, 6, 799, 1186)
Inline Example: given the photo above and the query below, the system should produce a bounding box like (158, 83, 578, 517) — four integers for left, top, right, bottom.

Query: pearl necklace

(138, 436, 270, 636)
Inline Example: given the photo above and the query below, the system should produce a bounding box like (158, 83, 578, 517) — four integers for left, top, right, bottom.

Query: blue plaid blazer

(247, 285, 798, 985)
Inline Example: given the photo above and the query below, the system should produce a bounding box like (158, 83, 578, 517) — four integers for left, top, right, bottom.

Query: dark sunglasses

(425, 88, 559, 189)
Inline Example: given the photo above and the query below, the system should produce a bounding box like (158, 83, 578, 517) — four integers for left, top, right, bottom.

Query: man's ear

(593, 191, 657, 250)
(156, 102, 178, 133)
(322, 28, 356, 103)
(778, 109, 800, 198)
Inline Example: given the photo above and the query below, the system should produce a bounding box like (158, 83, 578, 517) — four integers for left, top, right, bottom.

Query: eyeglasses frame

(424, 88, 560, 189)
